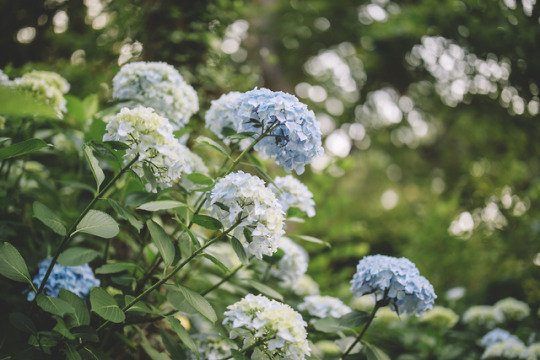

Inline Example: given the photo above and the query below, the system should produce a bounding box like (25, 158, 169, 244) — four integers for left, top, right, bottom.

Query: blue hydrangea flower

(27, 258, 100, 301)
(481, 329, 521, 349)
(235, 88, 324, 174)
(350, 255, 436, 315)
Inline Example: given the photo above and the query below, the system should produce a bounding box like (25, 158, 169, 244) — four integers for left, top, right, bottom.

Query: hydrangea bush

(0, 62, 536, 360)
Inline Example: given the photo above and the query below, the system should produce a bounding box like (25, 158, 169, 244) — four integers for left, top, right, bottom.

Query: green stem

(339, 302, 382, 360)
(33, 156, 139, 299)
(97, 218, 243, 332)
(201, 264, 245, 296)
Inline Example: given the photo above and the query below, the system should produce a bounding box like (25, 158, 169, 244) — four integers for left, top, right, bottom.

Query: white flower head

(207, 171, 285, 259)
(103, 106, 197, 192)
(270, 175, 315, 217)
(482, 338, 526, 359)
(112, 61, 198, 128)
(298, 295, 352, 319)
(11, 76, 67, 117)
(205, 91, 243, 144)
(223, 294, 310, 360)
(295, 275, 320, 296)
(494, 297, 531, 321)
(188, 333, 236, 360)
(0, 69, 10, 85)
(270, 237, 308, 288)
(21, 70, 70, 94)
(463, 305, 504, 329)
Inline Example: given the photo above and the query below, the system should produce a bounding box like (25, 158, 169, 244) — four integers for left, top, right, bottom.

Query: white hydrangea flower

(0, 69, 10, 85)
(112, 61, 198, 128)
(270, 175, 315, 217)
(103, 106, 197, 192)
(521, 343, 540, 360)
(482, 338, 527, 359)
(294, 275, 320, 296)
(298, 295, 352, 319)
(11, 76, 67, 117)
(494, 297, 531, 321)
(270, 237, 308, 288)
(223, 294, 310, 360)
(419, 306, 459, 329)
(188, 333, 236, 360)
(463, 305, 504, 329)
(21, 70, 70, 94)
(207, 171, 285, 259)
(205, 91, 243, 144)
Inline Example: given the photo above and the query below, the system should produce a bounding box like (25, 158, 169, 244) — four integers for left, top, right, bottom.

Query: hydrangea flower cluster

(207, 171, 285, 259)
(0, 69, 9, 84)
(223, 294, 310, 360)
(481, 329, 521, 349)
(234, 88, 323, 174)
(295, 275, 320, 296)
(188, 333, 236, 360)
(11, 74, 68, 117)
(350, 255, 436, 315)
(270, 237, 309, 287)
(27, 258, 100, 301)
(522, 343, 540, 360)
(112, 61, 198, 128)
(21, 70, 70, 94)
(205, 91, 242, 144)
(103, 106, 199, 192)
(419, 306, 459, 329)
(463, 306, 504, 329)
(482, 338, 527, 359)
(298, 295, 352, 319)
(270, 175, 316, 217)
(495, 298, 531, 321)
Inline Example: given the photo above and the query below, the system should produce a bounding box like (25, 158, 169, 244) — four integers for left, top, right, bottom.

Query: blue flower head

(27, 258, 100, 301)
(481, 329, 520, 349)
(350, 255, 436, 315)
(235, 88, 324, 174)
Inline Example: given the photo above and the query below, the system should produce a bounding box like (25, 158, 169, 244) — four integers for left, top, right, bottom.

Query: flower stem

(339, 302, 382, 360)
(201, 264, 245, 296)
(33, 156, 139, 299)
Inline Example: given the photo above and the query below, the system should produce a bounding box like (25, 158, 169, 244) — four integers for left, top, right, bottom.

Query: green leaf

(186, 172, 213, 185)
(231, 349, 249, 360)
(9, 312, 37, 334)
(141, 344, 172, 360)
(53, 317, 75, 339)
(174, 215, 200, 248)
(90, 287, 125, 323)
(83, 144, 105, 191)
(195, 136, 230, 158)
(168, 285, 217, 322)
(36, 294, 75, 316)
(57, 247, 100, 266)
(160, 330, 188, 360)
(59, 289, 91, 326)
(290, 234, 331, 248)
(146, 220, 175, 267)
(202, 254, 229, 273)
(243, 279, 283, 301)
(0, 138, 49, 161)
(33, 201, 66, 236)
(95, 262, 138, 274)
(76, 210, 119, 238)
(0, 86, 59, 119)
(137, 200, 185, 211)
(167, 316, 198, 355)
(0, 242, 32, 284)
(124, 295, 153, 314)
(63, 343, 82, 360)
(312, 317, 349, 333)
(108, 199, 143, 232)
(362, 341, 391, 360)
(191, 214, 222, 230)
(230, 237, 248, 264)
(338, 311, 369, 328)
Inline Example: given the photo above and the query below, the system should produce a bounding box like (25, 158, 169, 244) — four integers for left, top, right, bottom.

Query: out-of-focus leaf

(0, 138, 49, 161)
(33, 201, 66, 236)
(146, 220, 175, 267)
(57, 247, 100, 266)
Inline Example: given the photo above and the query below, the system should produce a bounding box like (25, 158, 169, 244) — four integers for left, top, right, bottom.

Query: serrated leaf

(76, 210, 119, 238)
(0, 138, 49, 161)
(0, 242, 32, 284)
(186, 173, 213, 185)
(90, 287, 125, 323)
(9, 312, 37, 334)
(59, 289, 90, 327)
(167, 317, 198, 355)
(146, 220, 175, 267)
(168, 285, 217, 322)
(83, 144, 105, 191)
(36, 294, 75, 316)
(57, 247, 100, 266)
(243, 279, 283, 301)
(137, 200, 185, 211)
(33, 201, 66, 236)
(191, 214, 222, 230)
(230, 237, 248, 264)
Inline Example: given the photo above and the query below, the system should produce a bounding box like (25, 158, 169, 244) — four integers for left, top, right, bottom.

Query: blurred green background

(2, 0, 539, 309)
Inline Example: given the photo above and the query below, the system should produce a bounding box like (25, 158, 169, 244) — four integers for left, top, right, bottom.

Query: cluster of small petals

(482, 338, 527, 359)
(270, 237, 308, 287)
(188, 333, 235, 360)
(298, 295, 352, 319)
(463, 305, 505, 329)
(223, 294, 310, 360)
(11, 76, 67, 117)
(22, 70, 70, 94)
(495, 298, 531, 321)
(270, 175, 315, 217)
(205, 91, 242, 144)
(207, 171, 285, 259)
(481, 329, 521, 349)
(419, 306, 459, 329)
(27, 258, 100, 301)
(103, 106, 195, 192)
(234, 88, 324, 174)
(521, 343, 540, 360)
(112, 61, 198, 128)
(295, 275, 320, 296)
(0, 69, 10, 84)
(350, 255, 436, 315)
